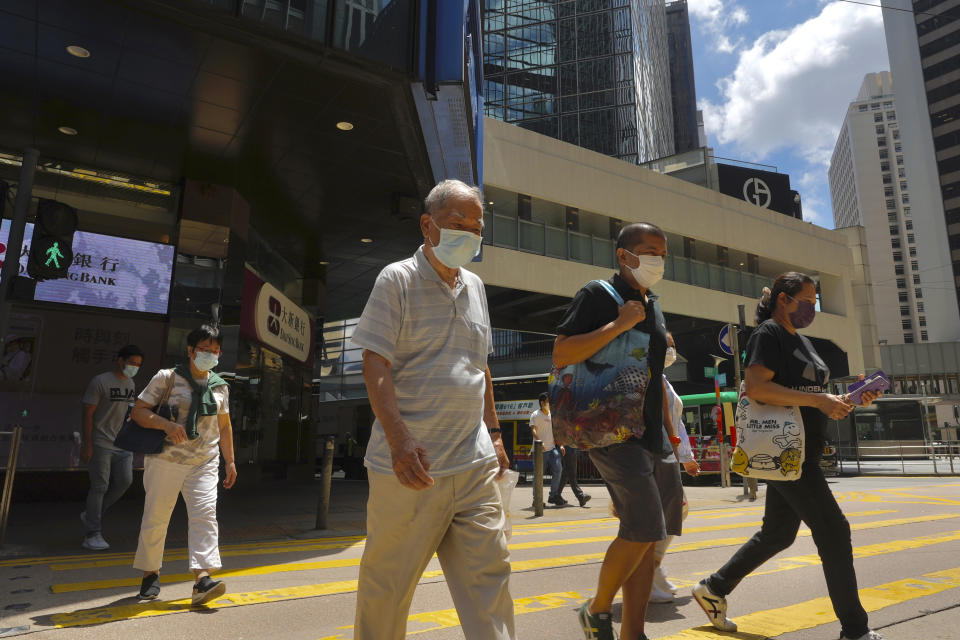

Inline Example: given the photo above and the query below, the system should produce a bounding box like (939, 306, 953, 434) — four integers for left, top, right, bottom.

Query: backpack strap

(593, 279, 625, 306)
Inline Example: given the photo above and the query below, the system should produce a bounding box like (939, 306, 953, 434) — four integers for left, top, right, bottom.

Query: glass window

(893, 250, 902, 260)
(913, 274, 921, 284)
(905, 219, 913, 230)
(911, 260, 919, 270)
(891, 237, 901, 248)
(895, 143, 902, 152)
(902, 319, 912, 329)
(904, 206, 911, 216)
(331, 0, 414, 70)
(903, 193, 910, 203)
(875, 112, 884, 122)
(884, 101, 893, 108)
(878, 137, 888, 147)
(900, 305, 910, 315)
(897, 278, 906, 288)
(905, 333, 914, 343)
(898, 167, 906, 177)
(895, 264, 905, 275)
(859, 104, 868, 112)
(893, 129, 901, 140)
(917, 301, 924, 311)
(871, 103, 880, 110)
(887, 198, 897, 209)
(896, 155, 903, 164)
(889, 212, 899, 222)
(921, 331, 929, 341)
(880, 149, 889, 159)
(876, 124, 885, 134)
(883, 174, 893, 184)
(899, 291, 909, 302)
(900, 181, 908, 191)
(890, 225, 899, 235)
(910, 247, 917, 256)
(916, 288, 923, 298)
(887, 110, 897, 120)
(908, 233, 915, 243)
(885, 187, 895, 197)
(881, 161, 890, 171)
(919, 316, 927, 326)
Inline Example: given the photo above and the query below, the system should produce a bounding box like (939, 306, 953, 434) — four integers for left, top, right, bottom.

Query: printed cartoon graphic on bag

(549, 280, 654, 450)
(732, 382, 805, 480)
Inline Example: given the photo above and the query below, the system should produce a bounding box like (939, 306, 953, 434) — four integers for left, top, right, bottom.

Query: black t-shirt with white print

(744, 319, 830, 463)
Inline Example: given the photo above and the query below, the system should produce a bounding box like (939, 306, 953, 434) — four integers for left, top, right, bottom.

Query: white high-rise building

(830, 72, 931, 345)
(882, 1, 960, 342)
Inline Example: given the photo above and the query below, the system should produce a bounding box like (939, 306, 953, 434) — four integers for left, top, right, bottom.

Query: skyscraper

(482, 0, 675, 164)
(665, 0, 699, 155)
(829, 73, 932, 345)
(882, 0, 960, 330)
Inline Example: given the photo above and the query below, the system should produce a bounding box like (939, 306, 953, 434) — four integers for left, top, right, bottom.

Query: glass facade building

(665, 0, 698, 154)
(482, 0, 675, 164)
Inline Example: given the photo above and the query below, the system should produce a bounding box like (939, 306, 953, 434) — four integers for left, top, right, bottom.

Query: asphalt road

(3, 476, 960, 639)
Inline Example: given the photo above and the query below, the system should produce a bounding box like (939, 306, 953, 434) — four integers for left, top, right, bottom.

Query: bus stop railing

(835, 440, 960, 475)
(0, 426, 23, 547)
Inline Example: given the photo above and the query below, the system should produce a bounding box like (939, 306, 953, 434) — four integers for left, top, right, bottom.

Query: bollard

(315, 436, 335, 530)
(746, 477, 758, 501)
(0, 426, 23, 547)
(533, 440, 544, 517)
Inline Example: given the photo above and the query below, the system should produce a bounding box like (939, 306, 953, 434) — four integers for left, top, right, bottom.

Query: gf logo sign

(743, 178, 771, 209)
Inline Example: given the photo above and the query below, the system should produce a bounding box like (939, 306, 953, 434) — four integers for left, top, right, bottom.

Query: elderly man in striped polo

(351, 179, 515, 640)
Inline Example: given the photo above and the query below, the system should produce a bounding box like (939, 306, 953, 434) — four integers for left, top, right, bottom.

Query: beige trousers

(354, 461, 516, 640)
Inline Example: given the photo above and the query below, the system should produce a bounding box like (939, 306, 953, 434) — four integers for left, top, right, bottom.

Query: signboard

(242, 269, 314, 365)
(718, 324, 734, 356)
(716, 163, 800, 219)
(0, 220, 174, 314)
(494, 399, 538, 421)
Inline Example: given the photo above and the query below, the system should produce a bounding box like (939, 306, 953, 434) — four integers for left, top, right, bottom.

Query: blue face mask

(193, 351, 219, 372)
(122, 364, 139, 378)
(429, 219, 482, 269)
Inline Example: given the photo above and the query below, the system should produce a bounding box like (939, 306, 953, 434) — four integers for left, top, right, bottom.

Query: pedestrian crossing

(2, 482, 960, 638)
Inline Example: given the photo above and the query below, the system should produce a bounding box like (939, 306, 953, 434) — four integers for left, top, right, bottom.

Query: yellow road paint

(49, 522, 960, 625)
(50, 511, 956, 594)
(655, 566, 960, 639)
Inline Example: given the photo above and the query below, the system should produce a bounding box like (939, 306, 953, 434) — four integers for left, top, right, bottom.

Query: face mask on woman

(787, 295, 816, 329)
(193, 351, 219, 372)
(664, 347, 677, 368)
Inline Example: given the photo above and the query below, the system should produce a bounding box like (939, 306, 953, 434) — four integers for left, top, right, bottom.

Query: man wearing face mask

(553, 223, 673, 640)
(351, 179, 515, 640)
(79, 344, 144, 550)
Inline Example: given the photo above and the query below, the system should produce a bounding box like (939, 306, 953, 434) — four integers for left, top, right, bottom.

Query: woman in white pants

(130, 324, 237, 605)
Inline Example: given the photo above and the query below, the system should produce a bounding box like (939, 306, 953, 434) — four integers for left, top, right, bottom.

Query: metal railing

(0, 426, 23, 547)
(834, 440, 960, 475)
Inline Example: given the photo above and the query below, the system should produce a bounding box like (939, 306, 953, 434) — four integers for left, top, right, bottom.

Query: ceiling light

(336, 121, 354, 131)
(360, 238, 373, 244)
(488, 201, 494, 205)
(319, 261, 329, 265)
(66, 45, 91, 58)
(58, 126, 78, 136)
(739, 262, 745, 266)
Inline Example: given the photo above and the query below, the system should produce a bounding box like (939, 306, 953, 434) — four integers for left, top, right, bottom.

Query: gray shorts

(655, 457, 684, 536)
(589, 439, 666, 542)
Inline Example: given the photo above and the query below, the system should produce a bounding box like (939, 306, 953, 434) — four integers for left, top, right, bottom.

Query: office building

(829, 72, 932, 345)
(882, 1, 960, 333)
(0, 0, 481, 480)
(482, 0, 675, 163)
(665, 0, 699, 154)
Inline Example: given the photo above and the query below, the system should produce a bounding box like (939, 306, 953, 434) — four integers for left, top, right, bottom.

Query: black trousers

(705, 461, 870, 638)
(557, 446, 584, 500)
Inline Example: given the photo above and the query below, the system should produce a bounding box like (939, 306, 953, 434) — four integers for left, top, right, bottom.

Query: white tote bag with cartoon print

(732, 382, 805, 481)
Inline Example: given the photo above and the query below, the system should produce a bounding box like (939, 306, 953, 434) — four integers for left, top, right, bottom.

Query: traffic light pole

(0, 148, 38, 344)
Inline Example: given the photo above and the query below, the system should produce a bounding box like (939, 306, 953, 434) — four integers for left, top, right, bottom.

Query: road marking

(52, 509, 924, 593)
(48, 521, 960, 624)
(312, 565, 960, 638)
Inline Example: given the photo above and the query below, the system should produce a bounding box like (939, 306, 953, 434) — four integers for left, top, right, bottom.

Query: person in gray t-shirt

(80, 344, 144, 550)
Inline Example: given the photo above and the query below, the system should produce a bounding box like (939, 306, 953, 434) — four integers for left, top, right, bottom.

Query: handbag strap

(157, 368, 177, 406)
(593, 279, 625, 306)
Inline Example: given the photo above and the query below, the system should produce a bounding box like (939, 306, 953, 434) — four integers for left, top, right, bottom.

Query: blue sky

(686, 0, 889, 227)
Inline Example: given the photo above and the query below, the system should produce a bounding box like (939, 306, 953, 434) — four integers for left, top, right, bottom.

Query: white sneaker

(840, 632, 883, 640)
(82, 532, 110, 551)
(692, 580, 737, 632)
(654, 565, 678, 594)
(649, 584, 675, 604)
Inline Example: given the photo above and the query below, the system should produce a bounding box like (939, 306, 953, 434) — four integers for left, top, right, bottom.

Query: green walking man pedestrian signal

(44, 241, 65, 268)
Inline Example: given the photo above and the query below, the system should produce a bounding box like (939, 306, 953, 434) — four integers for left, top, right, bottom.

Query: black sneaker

(549, 495, 569, 506)
(138, 573, 160, 600)
(578, 493, 593, 507)
(577, 600, 615, 640)
(192, 576, 226, 605)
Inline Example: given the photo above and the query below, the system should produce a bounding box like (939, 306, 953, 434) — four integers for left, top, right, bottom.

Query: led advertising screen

(0, 219, 174, 314)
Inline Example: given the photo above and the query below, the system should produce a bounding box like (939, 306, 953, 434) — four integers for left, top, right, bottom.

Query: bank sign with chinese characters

(0, 220, 174, 314)
(242, 269, 314, 364)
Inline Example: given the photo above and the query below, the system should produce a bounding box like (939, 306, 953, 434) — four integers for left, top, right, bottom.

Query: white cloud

(699, 1, 887, 165)
(688, 0, 750, 53)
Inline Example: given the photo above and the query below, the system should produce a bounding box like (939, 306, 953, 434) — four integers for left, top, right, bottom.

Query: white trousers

(354, 461, 516, 640)
(133, 455, 221, 572)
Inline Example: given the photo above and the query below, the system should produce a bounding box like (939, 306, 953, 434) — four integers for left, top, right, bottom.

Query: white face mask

(664, 347, 677, 368)
(429, 219, 482, 269)
(624, 250, 665, 289)
(122, 364, 140, 378)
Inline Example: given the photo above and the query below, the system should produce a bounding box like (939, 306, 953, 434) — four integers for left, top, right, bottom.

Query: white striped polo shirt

(351, 246, 496, 477)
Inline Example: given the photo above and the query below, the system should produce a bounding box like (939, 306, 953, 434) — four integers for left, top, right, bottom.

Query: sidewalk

(0, 475, 764, 559)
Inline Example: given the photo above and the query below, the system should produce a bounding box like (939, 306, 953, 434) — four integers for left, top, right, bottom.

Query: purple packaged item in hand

(847, 370, 891, 405)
